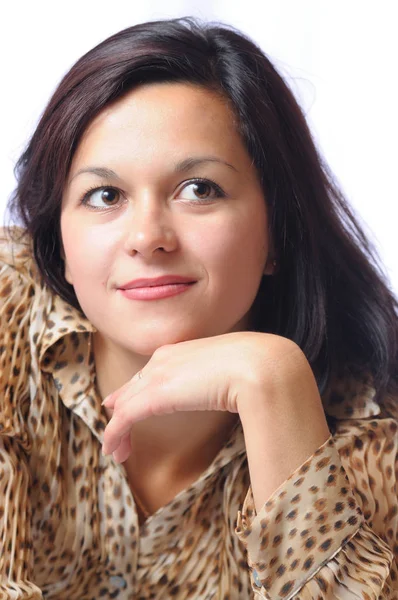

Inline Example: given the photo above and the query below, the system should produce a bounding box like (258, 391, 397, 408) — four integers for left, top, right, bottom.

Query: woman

(1, 16, 397, 599)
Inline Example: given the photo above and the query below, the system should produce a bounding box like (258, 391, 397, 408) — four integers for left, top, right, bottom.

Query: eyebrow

(69, 156, 238, 184)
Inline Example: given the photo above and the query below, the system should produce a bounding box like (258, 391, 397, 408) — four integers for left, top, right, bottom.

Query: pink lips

(119, 275, 196, 289)
(118, 275, 197, 301)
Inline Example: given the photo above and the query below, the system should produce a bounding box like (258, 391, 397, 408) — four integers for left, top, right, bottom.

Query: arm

(97, 322, 397, 597)
(0, 437, 42, 600)
(236, 385, 397, 598)
(0, 229, 42, 598)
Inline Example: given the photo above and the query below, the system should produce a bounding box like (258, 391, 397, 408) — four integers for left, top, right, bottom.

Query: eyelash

(78, 178, 227, 211)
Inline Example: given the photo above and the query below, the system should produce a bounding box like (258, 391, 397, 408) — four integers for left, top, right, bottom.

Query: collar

(31, 290, 108, 443)
(36, 292, 97, 368)
(321, 370, 380, 420)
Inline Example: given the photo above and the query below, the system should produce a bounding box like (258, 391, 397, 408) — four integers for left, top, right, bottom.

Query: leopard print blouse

(1, 228, 397, 599)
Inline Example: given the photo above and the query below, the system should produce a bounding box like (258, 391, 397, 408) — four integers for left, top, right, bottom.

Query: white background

(1, 0, 397, 295)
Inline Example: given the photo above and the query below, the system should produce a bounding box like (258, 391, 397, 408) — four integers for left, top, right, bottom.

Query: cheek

(188, 210, 268, 280)
(61, 218, 115, 286)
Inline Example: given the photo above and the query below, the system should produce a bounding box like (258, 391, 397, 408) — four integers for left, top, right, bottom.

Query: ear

(263, 257, 278, 276)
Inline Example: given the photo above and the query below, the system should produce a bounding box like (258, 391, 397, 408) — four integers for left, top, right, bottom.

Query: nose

(123, 199, 178, 258)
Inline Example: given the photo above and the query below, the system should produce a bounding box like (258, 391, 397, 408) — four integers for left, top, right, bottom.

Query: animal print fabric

(1, 228, 397, 599)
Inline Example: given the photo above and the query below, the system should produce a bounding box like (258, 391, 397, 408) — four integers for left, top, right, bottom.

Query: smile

(118, 282, 196, 301)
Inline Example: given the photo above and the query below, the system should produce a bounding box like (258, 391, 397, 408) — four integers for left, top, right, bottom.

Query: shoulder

(0, 226, 42, 444)
(331, 385, 398, 523)
(0, 225, 46, 324)
(0, 226, 41, 284)
(319, 370, 398, 519)
(327, 372, 398, 463)
(0, 226, 39, 330)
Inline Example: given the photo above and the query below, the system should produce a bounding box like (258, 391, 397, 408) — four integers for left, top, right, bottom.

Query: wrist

(236, 348, 330, 510)
(235, 333, 308, 417)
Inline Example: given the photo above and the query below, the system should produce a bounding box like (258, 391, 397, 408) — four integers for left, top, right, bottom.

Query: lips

(119, 275, 197, 290)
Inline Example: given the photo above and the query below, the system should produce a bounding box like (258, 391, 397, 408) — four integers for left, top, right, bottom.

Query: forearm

(238, 350, 331, 511)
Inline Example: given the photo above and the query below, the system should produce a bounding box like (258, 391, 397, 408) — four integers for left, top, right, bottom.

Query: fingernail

(102, 439, 118, 456)
(101, 396, 110, 406)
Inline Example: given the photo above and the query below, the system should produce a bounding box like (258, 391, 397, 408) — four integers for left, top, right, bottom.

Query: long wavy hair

(6, 17, 398, 399)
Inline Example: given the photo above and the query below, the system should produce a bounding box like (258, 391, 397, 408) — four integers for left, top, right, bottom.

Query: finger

(102, 384, 128, 409)
(102, 371, 144, 408)
(111, 432, 132, 463)
(102, 383, 181, 456)
(102, 397, 155, 455)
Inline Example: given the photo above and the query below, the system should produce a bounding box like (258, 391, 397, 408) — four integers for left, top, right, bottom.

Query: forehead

(91, 82, 236, 132)
(69, 83, 244, 169)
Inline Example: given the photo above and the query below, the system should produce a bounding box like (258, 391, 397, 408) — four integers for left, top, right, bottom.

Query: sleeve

(0, 228, 43, 599)
(235, 424, 397, 599)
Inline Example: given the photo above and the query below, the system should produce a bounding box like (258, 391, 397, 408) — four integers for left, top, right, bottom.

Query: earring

(263, 259, 277, 276)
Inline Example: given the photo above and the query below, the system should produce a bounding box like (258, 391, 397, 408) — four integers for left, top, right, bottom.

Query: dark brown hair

(6, 16, 398, 398)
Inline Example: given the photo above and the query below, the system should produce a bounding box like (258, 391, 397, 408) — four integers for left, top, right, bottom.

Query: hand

(102, 330, 273, 461)
(102, 331, 311, 461)
(102, 330, 331, 509)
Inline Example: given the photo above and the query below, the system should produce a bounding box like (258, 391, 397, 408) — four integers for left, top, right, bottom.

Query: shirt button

(253, 569, 262, 587)
(109, 575, 127, 589)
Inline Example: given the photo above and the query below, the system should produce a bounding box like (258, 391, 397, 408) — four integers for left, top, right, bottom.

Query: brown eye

(178, 179, 225, 202)
(193, 182, 212, 199)
(99, 188, 119, 204)
(81, 186, 122, 209)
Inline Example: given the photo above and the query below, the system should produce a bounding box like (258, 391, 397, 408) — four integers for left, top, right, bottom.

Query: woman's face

(61, 83, 271, 357)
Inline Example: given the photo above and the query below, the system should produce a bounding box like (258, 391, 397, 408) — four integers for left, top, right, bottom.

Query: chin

(118, 327, 206, 356)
